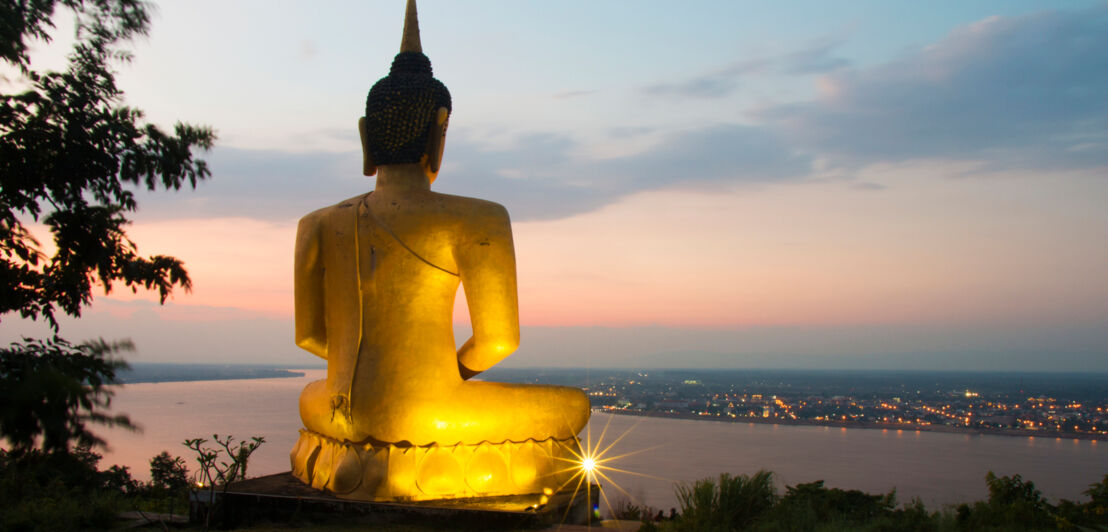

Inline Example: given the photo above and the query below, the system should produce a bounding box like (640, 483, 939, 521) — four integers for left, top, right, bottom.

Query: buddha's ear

(424, 107, 449, 182)
(359, 117, 377, 177)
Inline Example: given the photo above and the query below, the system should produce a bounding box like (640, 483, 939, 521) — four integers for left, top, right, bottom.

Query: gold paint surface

(291, 429, 582, 501)
(294, 180, 590, 448)
(290, 0, 589, 501)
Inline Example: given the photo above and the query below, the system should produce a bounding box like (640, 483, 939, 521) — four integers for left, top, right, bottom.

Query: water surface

(102, 370, 1105, 512)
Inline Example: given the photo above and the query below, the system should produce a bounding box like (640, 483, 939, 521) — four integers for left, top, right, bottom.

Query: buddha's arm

(294, 212, 327, 358)
(456, 205, 520, 378)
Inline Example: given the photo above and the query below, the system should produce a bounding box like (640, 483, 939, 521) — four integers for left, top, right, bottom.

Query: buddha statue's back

(290, 0, 590, 501)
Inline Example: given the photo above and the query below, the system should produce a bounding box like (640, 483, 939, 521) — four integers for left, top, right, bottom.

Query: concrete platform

(209, 472, 600, 529)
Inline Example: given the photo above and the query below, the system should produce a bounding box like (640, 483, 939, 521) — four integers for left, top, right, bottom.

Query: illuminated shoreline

(598, 408, 1108, 442)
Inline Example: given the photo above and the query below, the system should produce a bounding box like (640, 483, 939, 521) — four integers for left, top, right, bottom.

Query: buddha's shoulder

(298, 194, 369, 225)
(427, 192, 510, 221)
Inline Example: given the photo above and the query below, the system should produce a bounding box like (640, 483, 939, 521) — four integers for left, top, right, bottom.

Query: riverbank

(118, 363, 310, 384)
(599, 408, 1108, 441)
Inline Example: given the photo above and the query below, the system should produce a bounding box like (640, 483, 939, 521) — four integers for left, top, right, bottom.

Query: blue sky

(3, 1, 1107, 371)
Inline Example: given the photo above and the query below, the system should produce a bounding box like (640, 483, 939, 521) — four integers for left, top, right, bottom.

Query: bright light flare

(580, 456, 598, 478)
(581, 457, 597, 473)
(552, 414, 673, 525)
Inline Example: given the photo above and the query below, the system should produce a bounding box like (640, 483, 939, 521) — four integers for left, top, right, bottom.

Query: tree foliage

(0, 337, 134, 453)
(772, 479, 898, 527)
(674, 470, 777, 531)
(954, 472, 1056, 531)
(660, 470, 1108, 532)
(0, 0, 214, 454)
(184, 435, 265, 489)
(1, 0, 214, 329)
(185, 435, 265, 531)
(0, 444, 128, 530)
(149, 450, 189, 492)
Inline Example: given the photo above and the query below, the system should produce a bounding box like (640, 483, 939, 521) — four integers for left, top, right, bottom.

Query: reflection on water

(102, 370, 1105, 512)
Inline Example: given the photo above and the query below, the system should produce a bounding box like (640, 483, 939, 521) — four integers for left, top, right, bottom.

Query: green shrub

(953, 472, 1054, 531)
(0, 447, 124, 531)
(675, 470, 776, 531)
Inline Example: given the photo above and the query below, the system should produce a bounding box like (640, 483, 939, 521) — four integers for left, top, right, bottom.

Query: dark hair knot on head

(365, 52, 452, 165)
(390, 51, 433, 75)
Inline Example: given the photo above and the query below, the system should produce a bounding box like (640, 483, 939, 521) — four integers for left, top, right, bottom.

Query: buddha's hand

(458, 359, 481, 380)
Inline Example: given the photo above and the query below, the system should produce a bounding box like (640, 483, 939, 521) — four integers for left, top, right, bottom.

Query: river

(100, 370, 1105, 513)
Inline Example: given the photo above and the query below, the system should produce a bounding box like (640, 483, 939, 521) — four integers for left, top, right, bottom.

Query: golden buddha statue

(290, 0, 590, 501)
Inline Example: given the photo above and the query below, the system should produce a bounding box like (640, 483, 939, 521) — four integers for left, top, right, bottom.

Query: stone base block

(290, 429, 584, 502)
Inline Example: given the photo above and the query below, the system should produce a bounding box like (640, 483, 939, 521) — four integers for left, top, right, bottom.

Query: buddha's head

(360, 0, 451, 183)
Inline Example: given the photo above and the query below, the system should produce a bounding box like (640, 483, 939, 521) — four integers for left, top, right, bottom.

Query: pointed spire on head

(400, 0, 422, 53)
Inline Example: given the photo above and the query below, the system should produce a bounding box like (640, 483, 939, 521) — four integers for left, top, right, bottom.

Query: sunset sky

(5, 1, 1107, 371)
